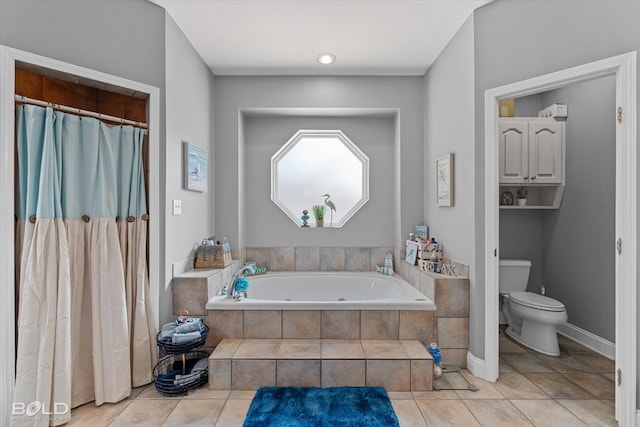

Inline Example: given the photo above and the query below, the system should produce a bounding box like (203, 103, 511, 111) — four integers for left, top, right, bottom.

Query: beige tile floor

(66, 333, 616, 426)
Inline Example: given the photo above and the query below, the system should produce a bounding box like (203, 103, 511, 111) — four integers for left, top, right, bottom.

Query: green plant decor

(517, 187, 528, 199)
(311, 204, 325, 220)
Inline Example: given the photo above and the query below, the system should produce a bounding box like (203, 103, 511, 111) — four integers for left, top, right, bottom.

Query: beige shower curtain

(13, 105, 157, 426)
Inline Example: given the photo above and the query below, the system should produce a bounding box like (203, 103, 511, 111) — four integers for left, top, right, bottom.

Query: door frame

(483, 52, 636, 425)
(0, 45, 161, 425)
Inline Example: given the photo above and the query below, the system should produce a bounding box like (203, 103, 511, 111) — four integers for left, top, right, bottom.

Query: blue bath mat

(243, 386, 400, 427)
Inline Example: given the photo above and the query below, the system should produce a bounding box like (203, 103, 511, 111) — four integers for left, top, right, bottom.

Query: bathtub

(205, 271, 435, 310)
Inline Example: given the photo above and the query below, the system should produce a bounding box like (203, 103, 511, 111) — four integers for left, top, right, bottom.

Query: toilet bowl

(501, 292, 567, 356)
(499, 259, 568, 356)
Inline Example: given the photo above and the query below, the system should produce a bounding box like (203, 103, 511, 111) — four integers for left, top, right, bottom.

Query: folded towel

(174, 372, 201, 387)
(235, 277, 249, 292)
(158, 369, 181, 381)
(160, 327, 176, 340)
(172, 330, 201, 344)
(191, 358, 208, 373)
(161, 322, 177, 332)
(175, 321, 201, 334)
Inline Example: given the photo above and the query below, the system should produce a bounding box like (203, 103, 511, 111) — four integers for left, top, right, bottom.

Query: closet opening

(13, 63, 152, 338)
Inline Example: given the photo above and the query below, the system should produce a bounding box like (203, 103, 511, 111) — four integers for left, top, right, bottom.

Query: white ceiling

(150, 0, 491, 76)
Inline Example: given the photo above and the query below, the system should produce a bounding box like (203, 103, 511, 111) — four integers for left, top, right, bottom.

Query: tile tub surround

(206, 310, 437, 345)
(245, 246, 395, 272)
(172, 247, 469, 369)
(205, 271, 470, 367)
(209, 338, 433, 391)
(172, 261, 241, 316)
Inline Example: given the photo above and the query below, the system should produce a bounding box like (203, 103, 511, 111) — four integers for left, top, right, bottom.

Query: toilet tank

(499, 259, 531, 293)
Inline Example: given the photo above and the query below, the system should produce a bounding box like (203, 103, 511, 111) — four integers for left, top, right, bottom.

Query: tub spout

(225, 266, 256, 300)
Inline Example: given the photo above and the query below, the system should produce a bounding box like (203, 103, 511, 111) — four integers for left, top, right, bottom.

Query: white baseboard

(636, 409, 640, 426)
(556, 322, 615, 360)
(466, 351, 487, 380)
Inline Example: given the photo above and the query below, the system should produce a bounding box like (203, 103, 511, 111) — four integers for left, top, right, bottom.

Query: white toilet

(499, 259, 568, 356)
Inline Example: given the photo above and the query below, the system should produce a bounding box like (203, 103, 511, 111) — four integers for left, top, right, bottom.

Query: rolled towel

(175, 320, 202, 334)
(172, 330, 201, 344)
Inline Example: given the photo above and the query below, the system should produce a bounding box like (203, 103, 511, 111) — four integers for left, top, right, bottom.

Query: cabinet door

(528, 121, 563, 184)
(499, 121, 529, 184)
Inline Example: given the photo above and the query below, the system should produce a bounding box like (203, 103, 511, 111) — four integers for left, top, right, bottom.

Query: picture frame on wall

(184, 141, 208, 192)
(435, 153, 454, 207)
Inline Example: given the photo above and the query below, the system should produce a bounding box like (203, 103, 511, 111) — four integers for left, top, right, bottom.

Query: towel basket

(153, 350, 209, 396)
(156, 324, 208, 355)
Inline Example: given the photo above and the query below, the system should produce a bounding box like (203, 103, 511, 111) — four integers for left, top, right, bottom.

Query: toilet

(499, 259, 568, 356)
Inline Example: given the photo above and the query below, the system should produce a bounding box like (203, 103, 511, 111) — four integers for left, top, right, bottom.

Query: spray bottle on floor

(428, 343, 443, 378)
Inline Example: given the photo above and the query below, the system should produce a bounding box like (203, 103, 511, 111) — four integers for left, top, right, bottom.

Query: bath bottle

(428, 343, 443, 378)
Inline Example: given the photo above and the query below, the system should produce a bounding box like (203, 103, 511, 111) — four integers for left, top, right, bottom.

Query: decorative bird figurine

(322, 193, 336, 227)
(191, 163, 201, 177)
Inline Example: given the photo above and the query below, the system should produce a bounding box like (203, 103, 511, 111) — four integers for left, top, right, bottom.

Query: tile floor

(65, 333, 616, 426)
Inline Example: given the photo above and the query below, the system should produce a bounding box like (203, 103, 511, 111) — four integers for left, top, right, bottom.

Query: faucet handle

(219, 284, 228, 296)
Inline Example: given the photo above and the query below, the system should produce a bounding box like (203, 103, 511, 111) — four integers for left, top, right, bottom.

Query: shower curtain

(13, 105, 157, 427)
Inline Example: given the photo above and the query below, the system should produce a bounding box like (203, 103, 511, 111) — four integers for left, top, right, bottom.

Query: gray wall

(245, 116, 395, 247)
(471, 0, 640, 366)
(541, 76, 616, 341)
(165, 15, 217, 320)
(423, 15, 476, 272)
(422, 15, 478, 355)
(0, 0, 165, 90)
(214, 76, 424, 251)
(0, 0, 217, 325)
(499, 210, 545, 292)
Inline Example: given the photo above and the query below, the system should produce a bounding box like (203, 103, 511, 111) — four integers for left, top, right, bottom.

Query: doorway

(0, 45, 161, 425)
(483, 52, 637, 425)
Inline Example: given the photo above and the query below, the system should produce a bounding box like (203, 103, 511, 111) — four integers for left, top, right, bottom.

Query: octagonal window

(271, 129, 369, 228)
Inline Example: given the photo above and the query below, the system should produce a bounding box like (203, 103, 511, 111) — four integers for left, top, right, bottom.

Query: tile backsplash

(245, 246, 395, 272)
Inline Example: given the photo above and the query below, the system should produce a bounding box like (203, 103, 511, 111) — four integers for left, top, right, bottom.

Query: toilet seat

(509, 291, 565, 312)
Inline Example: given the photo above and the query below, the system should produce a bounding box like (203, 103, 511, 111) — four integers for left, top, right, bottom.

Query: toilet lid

(509, 292, 565, 312)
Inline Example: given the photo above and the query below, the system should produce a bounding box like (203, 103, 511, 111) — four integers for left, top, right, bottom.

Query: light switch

(172, 199, 182, 215)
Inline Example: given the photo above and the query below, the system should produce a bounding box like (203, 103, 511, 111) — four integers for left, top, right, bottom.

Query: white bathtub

(205, 271, 435, 310)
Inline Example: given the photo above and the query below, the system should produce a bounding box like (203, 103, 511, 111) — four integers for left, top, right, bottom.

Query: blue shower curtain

(13, 105, 157, 426)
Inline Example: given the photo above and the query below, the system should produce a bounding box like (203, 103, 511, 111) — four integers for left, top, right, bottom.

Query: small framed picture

(435, 153, 454, 207)
(184, 141, 208, 192)
(414, 225, 429, 241)
(405, 240, 419, 265)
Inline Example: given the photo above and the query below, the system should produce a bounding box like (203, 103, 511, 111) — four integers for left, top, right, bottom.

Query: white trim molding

(0, 45, 161, 426)
(0, 45, 17, 427)
(556, 323, 615, 360)
(484, 51, 636, 426)
(466, 351, 486, 379)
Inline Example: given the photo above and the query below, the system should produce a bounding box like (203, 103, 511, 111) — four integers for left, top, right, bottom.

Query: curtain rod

(15, 94, 148, 132)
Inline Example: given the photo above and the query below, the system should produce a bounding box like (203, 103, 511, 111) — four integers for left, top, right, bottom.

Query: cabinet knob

(523, 176, 529, 181)
(530, 176, 537, 181)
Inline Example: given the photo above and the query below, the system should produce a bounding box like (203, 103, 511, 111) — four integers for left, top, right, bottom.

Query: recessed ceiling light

(316, 53, 336, 65)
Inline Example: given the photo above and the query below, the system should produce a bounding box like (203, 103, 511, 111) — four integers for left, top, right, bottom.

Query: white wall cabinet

(499, 118, 564, 185)
(499, 118, 565, 209)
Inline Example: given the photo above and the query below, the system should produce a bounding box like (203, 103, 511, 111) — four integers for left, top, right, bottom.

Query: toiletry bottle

(428, 343, 443, 378)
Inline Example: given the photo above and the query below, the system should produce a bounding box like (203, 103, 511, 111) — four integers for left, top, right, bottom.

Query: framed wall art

(435, 153, 454, 207)
(184, 141, 208, 192)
